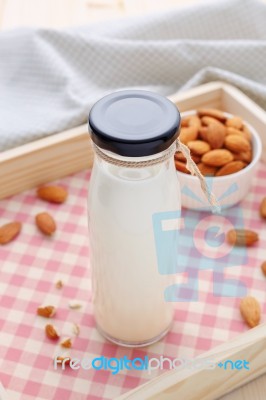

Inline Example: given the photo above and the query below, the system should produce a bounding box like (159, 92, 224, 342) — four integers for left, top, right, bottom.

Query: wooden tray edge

(0, 81, 265, 200)
(116, 323, 266, 400)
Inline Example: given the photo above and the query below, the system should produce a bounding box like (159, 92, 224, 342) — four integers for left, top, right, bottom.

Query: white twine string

(93, 142, 176, 168)
(177, 141, 221, 213)
(93, 140, 221, 213)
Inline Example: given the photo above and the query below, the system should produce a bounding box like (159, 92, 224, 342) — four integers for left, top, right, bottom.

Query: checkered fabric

(1, 0, 266, 151)
(0, 164, 266, 400)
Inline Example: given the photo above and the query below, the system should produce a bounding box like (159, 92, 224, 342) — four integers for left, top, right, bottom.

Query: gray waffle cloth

(0, 0, 266, 151)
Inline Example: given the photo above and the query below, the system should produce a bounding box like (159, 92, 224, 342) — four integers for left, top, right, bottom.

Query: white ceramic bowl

(177, 111, 262, 210)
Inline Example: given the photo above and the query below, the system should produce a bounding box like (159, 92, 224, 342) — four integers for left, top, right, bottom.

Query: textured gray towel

(0, 0, 266, 151)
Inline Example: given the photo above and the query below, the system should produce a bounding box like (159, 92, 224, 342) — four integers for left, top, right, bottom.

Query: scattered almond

(37, 305, 56, 318)
(240, 296, 261, 328)
(227, 229, 259, 247)
(0, 222, 22, 245)
(37, 186, 68, 204)
(215, 161, 246, 177)
(55, 280, 63, 289)
(202, 149, 234, 167)
(224, 135, 251, 153)
(61, 338, 72, 348)
(226, 116, 243, 130)
(45, 324, 60, 340)
(36, 212, 56, 236)
(72, 323, 80, 336)
(68, 302, 82, 310)
(259, 197, 266, 219)
(54, 354, 71, 367)
(198, 108, 227, 122)
(260, 261, 266, 276)
(187, 140, 210, 155)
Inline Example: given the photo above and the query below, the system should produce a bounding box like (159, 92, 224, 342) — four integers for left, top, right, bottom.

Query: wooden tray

(1, 81, 266, 400)
(116, 323, 266, 400)
(1, 81, 266, 200)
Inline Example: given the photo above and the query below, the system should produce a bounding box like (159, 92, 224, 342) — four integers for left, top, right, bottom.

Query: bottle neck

(93, 142, 177, 169)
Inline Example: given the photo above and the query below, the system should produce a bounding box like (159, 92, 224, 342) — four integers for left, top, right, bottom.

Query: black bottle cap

(88, 90, 180, 157)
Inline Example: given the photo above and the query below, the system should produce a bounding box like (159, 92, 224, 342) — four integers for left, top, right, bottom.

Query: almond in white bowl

(175, 110, 262, 210)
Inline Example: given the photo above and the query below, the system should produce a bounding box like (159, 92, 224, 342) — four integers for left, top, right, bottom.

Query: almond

(37, 186, 68, 204)
(259, 197, 266, 219)
(54, 354, 71, 367)
(175, 160, 190, 174)
(0, 222, 21, 245)
(205, 123, 226, 149)
(201, 116, 225, 127)
(240, 296, 261, 328)
(215, 161, 246, 177)
(191, 154, 202, 164)
(226, 116, 243, 130)
(198, 127, 209, 142)
(226, 127, 251, 142)
(198, 109, 226, 122)
(202, 149, 234, 167)
(36, 212, 56, 236)
(68, 301, 82, 310)
(174, 151, 186, 163)
(260, 261, 266, 277)
(61, 338, 72, 348)
(181, 118, 189, 127)
(174, 151, 200, 164)
(182, 115, 201, 130)
(226, 229, 259, 247)
(72, 323, 80, 336)
(197, 163, 217, 176)
(224, 135, 251, 153)
(179, 126, 198, 144)
(37, 305, 56, 318)
(45, 324, 60, 340)
(175, 151, 201, 164)
(189, 115, 201, 130)
(55, 280, 63, 289)
(232, 150, 252, 163)
(187, 140, 210, 155)
(242, 125, 252, 142)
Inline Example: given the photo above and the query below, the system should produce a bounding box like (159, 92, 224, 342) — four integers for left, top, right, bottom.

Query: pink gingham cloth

(0, 163, 266, 400)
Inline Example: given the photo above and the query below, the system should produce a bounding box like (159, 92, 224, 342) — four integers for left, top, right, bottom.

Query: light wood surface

(1, 82, 265, 200)
(116, 323, 266, 400)
(0, 124, 93, 199)
(1, 81, 266, 400)
(0, 82, 266, 199)
(0, 0, 208, 30)
(0, 1, 266, 399)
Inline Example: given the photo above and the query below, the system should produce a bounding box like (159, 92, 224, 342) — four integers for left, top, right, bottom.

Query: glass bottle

(88, 90, 181, 347)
